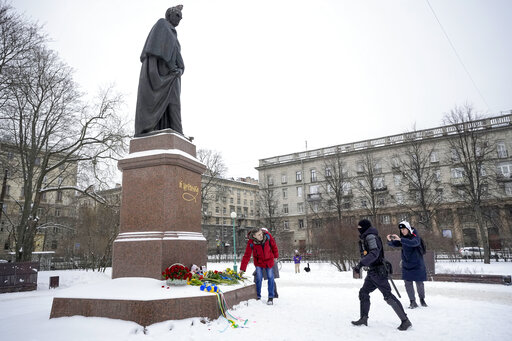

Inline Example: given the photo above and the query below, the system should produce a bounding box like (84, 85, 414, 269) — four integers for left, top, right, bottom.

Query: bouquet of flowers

(162, 263, 192, 285)
(201, 268, 246, 285)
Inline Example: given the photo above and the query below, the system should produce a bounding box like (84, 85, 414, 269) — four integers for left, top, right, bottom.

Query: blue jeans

(255, 266, 274, 299)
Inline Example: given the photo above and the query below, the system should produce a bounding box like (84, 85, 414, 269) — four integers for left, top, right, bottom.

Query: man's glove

(353, 263, 362, 274)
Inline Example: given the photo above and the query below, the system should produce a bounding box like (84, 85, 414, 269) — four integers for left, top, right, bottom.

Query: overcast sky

(11, 0, 512, 180)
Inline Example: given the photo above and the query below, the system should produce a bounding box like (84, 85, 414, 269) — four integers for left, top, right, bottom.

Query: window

(223, 207, 227, 214)
(327, 184, 333, 193)
(395, 193, 404, 204)
(374, 162, 382, 174)
(267, 176, 274, 186)
(296, 186, 303, 197)
(361, 199, 367, 208)
(55, 209, 61, 217)
(373, 177, 385, 189)
(442, 229, 453, 238)
(216, 217, 220, 224)
(497, 163, 512, 177)
(230, 197, 234, 204)
(391, 157, 400, 169)
(356, 162, 364, 173)
(505, 183, 512, 196)
(282, 188, 288, 199)
(497, 142, 508, 158)
(297, 202, 304, 213)
(283, 204, 289, 214)
(343, 202, 350, 209)
(51, 240, 58, 250)
(451, 149, 460, 161)
(325, 167, 332, 177)
(309, 185, 319, 194)
(451, 168, 464, 178)
(380, 215, 391, 225)
(310, 169, 317, 182)
(342, 182, 351, 195)
(57, 191, 63, 202)
(34, 157, 41, 166)
(434, 169, 441, 182)
(281, 174, 287, 184)
(283, 220, 289, 230)
(296, 171, 302, 182)
(215, 206, 219, 213)
(430, 151, 439, 163)
(393, 174, 401, 186)
(298, 219, 304, 229)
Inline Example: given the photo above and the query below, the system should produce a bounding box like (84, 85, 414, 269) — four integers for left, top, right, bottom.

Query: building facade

(256, 114, 512, 252)
(0, 142, 78, 260)
(201, 177, 259, 254)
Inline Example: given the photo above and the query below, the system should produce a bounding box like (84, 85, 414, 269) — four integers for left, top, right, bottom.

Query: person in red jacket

(240, 227, 279, 305)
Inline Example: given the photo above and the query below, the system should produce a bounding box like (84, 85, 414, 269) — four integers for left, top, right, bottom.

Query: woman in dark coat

(387, 221, 428, 309)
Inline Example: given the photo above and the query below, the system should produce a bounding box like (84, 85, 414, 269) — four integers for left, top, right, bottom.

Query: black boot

(351, 316, 368, 326)
(267, 298, 273, 305)
(398, 319, 412, 331)
(420, 298, 428, 307)
(409, 300, 418, 309)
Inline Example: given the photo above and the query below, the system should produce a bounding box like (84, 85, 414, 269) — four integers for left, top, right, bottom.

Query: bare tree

(0, 31, 128, 261)
(75, 197, 120, 272)
(355, 152, 387, 224)
(443, 104, 496, 263)
(391, 130, 443, 231)
(0, 2, 46, 107)
(257, 178, 281, 236)
(197, 148, 227, 219)
(319, 148, 352, 221)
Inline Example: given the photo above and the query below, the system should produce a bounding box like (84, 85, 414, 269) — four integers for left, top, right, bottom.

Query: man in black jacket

(352, 219, 412, 331)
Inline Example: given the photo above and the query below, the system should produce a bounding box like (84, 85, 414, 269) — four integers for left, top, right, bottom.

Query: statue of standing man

(135, 5, 185, 137)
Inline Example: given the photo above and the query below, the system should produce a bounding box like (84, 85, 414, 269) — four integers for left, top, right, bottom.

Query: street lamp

(230, 211, 237, 272)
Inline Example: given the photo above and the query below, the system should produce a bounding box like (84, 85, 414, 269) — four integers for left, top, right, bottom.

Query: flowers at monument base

(200, 268, 247, 285)
(162, 264, 192, 285)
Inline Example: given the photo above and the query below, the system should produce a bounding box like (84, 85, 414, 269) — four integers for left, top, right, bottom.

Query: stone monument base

(50, 281, 257, 326)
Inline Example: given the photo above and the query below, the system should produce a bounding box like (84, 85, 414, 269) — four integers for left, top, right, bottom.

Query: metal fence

(0, 262, 39, 293)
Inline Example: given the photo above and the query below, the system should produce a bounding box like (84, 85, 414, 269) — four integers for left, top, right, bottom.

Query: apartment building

(256, 114, 512, 251)
(0, 142, 78, 258)
(201, 176, 259, 253)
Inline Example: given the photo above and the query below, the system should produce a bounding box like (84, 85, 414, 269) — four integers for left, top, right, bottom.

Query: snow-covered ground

(1, 261, 511, 341)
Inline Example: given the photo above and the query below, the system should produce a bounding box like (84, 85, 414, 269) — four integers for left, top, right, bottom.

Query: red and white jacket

(240, 231, 279, 272)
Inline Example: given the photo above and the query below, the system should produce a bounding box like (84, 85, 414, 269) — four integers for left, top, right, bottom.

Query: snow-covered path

(0, 261, 511, 341)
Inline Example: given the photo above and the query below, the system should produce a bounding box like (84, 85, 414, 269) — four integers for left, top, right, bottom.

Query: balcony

(497, 150, 509, 159)
(307, 193, 322, 201)
(342, 190, 353, 197)
(374, 186, 388, 192)
(497, 173, 512, 182)
(450, 177, 467, 186)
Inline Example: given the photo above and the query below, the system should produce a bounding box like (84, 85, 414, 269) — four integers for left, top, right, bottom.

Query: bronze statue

(134, 5, 185, 137)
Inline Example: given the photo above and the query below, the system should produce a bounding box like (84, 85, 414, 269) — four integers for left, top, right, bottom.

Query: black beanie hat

(358, 219, 372, 234)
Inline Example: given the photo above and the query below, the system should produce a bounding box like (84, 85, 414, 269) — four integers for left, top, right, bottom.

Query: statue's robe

(134, 18, 185, 136)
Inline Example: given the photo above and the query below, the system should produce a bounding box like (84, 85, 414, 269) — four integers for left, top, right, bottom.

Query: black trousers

(358, 270, 407, 321)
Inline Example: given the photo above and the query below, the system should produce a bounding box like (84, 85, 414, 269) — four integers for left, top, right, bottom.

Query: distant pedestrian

(241, 227, 279, 305)
(352, 219, 412, 331)
(387, 221, 428, 308)
(293, 250, 302, 273)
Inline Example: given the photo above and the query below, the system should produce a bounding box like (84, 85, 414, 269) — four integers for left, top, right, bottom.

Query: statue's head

(166, 5, 183, 27)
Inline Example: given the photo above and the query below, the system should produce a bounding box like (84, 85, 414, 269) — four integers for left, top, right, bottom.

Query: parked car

(459, 247, 499, 259)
